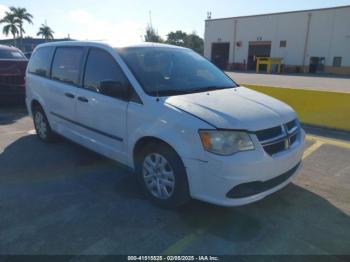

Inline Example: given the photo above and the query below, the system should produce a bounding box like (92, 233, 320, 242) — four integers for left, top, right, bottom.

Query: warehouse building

(204, 5, 350, 74)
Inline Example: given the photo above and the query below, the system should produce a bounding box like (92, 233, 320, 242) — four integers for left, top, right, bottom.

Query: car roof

(0, 44, 21, 51)
(35, 41, 187, 50)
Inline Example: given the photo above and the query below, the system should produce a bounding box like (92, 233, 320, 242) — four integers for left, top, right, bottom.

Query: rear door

(75, 47, 129, 162)
(26, 46, 54, 109)
(48, 47, 85, 135)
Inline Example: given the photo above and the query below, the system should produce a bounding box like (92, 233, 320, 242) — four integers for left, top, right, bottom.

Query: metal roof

(205, 5, 350, 22)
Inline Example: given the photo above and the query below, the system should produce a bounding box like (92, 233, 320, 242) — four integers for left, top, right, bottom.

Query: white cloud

(0, 5, 10, 39)
(68, 9, 93, 24)
(66, 9, 144, 46)
(0, 4, 9, 19)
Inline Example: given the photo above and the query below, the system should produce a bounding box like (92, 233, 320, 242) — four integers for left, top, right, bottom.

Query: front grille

(226, 162, 301, 198)
(255, 119, 300, 156)
(0, 75, 24, 85)
(255, 126, 283, 141)
(263, 140, 286, 155)
(286, 120, 298, 133)
(289, 132, 297, 145)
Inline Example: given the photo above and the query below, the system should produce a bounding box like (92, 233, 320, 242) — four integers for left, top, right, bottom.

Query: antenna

(207, 12, 212, 19)
(149, 10, 153, 27)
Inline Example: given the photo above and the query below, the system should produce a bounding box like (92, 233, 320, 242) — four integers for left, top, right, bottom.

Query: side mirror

(99, 81, 129, 100)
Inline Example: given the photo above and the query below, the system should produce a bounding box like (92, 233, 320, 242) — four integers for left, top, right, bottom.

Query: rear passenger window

(51, 47, 84, 85)
(27, 47, 54, 77)
(84, 48, 129, 94)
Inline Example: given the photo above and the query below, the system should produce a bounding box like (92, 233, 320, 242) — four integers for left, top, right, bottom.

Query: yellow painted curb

(242, 84, 350, 132)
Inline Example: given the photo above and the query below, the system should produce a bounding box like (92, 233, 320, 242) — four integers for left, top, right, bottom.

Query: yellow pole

(267, 62, 271, 73)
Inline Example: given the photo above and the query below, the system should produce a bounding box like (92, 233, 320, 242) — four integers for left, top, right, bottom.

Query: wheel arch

(132, 136, 184, 169)
(31, 99, 42, 112)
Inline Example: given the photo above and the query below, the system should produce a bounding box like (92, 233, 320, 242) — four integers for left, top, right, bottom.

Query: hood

(165, 86, 296, 131)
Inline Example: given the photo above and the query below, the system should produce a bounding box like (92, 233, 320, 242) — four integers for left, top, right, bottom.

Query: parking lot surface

(0, 107, 350, 256)
(226, 72, 350, 93)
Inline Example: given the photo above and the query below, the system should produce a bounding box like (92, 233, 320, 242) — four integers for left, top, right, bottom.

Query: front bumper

(183, 130, 305, 206)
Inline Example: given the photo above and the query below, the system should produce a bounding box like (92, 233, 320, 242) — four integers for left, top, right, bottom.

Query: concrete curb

(242, 84, 350, 132)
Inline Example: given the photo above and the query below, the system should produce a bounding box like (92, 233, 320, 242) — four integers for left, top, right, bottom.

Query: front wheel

(136, 143, 190, 208)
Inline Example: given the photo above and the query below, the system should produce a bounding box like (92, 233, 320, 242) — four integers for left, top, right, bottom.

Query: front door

(75, 47, 129, 163)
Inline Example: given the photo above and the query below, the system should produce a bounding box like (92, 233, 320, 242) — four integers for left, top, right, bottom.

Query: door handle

(65, 93, 75, 99)
(78, 96, 89, 103)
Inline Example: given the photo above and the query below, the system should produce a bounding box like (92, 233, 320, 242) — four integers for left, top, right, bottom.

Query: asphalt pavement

(0, 107, 349, 256)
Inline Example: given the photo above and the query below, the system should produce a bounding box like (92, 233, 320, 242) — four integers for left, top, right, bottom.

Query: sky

(1, 0, 350, 46)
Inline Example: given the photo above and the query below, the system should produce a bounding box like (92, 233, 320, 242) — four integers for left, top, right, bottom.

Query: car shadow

(175, 184, 350, 254)
(0, 105, 28, 125)
(0, 134, 349, 255)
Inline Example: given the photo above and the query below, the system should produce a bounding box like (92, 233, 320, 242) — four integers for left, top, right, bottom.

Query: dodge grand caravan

(26, 41, 305, 207)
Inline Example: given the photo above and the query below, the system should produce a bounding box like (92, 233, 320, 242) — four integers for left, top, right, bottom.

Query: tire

(32, 105, 56, 142)
(135, 142, 190, 208)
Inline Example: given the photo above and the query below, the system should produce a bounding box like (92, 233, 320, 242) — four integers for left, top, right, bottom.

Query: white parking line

(302, 140, 324, 160)
(27, 129, 36, 135)
(0, 129, 35, 136)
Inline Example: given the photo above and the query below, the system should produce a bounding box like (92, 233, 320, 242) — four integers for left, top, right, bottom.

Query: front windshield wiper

(149, 85, 236, 97)
(187, 85, 236, 94)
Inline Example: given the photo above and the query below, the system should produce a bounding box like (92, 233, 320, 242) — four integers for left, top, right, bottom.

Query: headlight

(199, 130, 255, 155)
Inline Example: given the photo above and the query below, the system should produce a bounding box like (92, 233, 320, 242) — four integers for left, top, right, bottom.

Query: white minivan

(26, 41, 305, 207)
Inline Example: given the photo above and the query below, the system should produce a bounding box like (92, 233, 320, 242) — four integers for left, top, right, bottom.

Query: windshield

(0, 49, 26, 60)
(117, 47, 237, 96)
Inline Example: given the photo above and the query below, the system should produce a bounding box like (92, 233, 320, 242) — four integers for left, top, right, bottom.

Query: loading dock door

(248, 41, 271, 70)
(309, 57, 325, 73)
(211, 43, 230, 70)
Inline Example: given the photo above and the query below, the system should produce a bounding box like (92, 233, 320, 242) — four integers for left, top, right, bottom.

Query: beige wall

(204, 6, 350, 72)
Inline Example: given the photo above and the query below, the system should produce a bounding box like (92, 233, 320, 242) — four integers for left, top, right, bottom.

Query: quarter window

(51, 47, 84, 85)
(84, 48, 129, 97)
(27, 47, 54, 77)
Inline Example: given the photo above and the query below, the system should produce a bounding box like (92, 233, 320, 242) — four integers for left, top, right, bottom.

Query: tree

(9, 6, 33, 39)
(165, 31, 204, 54)
(0, 12, 20, 45)
(37, 23, 54, 40)
(166, 30, 187, 46)
(144, 24, 163, 43)
(184, 32, 204, 55)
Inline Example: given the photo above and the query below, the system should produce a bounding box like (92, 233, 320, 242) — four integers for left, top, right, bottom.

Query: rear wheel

(32, 105, 55, 142)
(136, 142, 190, 208)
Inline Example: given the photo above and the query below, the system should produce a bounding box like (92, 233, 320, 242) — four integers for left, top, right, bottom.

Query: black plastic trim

(226, 162, 301, 198)
(50, 111, 123, 142)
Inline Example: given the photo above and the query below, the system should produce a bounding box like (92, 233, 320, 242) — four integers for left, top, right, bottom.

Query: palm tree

(9, 7, 33, 39)
(0, 12, 20, 45)
(37, 23, 54, 40)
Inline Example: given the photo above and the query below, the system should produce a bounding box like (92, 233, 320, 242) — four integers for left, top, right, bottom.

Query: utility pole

(149, 10, 153, 28)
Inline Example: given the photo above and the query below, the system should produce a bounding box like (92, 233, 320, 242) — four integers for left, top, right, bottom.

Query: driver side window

(83, 48, 129, 98)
